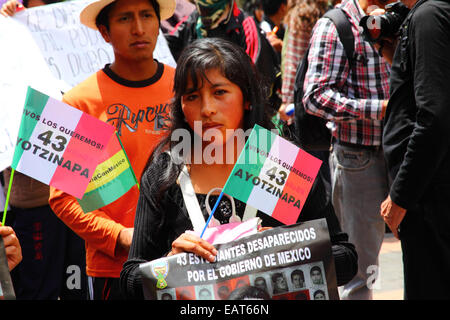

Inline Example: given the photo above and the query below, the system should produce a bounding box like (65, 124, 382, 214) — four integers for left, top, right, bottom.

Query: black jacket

(383, 0, 450, 210)
(120, 152, 358, 299)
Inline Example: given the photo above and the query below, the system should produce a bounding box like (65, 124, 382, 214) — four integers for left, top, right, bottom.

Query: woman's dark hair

(95, 0, 161, 30)
(146, 37, 274, 200)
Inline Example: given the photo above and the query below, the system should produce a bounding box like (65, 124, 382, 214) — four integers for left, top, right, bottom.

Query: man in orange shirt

(49, 0, 176, 300)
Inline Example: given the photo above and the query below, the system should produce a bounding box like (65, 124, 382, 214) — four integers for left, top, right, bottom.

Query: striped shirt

(302, 0, 390, 146)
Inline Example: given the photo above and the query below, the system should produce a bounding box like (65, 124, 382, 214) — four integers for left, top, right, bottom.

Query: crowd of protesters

(1, 0, 449, 301)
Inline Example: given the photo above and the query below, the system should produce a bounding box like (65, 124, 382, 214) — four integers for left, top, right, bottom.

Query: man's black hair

(261, 0, 286, 17)
(95, 0, 161, 31)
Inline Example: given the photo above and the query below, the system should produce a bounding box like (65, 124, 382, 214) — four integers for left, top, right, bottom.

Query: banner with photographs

(0, 238, 15, 300)
(140, 218, 339, 300)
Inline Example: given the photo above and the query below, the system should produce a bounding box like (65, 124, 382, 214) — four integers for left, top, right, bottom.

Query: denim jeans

(330, 142, 389, 300)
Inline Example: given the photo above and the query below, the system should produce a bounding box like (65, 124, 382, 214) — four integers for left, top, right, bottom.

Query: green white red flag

(222, 125, 322, 225)
(11, 87, 115, 199)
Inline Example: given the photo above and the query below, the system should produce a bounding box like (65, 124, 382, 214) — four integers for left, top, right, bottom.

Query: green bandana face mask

(195, 0, 231, 38)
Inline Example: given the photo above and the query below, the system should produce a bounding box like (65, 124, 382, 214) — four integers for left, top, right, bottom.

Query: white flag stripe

(246, 136, 299, 215)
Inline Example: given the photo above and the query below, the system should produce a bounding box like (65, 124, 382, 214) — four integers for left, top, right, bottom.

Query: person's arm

(389, 5, 450, 210)
(0, 226, 22, 271)
(48, 187, 128, 258)
(48, 90, 133, 257)
(119, 179, 159, 300)
(120, 153, 179, 299)
(302, 19, 385, 122)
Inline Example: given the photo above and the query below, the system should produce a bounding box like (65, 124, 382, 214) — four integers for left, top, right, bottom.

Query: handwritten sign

(13, 0, 176, 88)
(0, 0, 176, 172)
(0, 15, 63, 172)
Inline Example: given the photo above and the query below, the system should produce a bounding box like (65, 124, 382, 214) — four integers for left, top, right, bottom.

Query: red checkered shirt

(302, 0, 391, 146)
(282, 28, 310, 105)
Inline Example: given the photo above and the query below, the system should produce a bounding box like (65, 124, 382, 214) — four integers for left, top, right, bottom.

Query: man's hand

(380, 195, 406, 239)
(0, 225, 22, 271)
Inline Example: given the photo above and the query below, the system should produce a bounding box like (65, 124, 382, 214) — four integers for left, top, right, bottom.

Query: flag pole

(1, 168, 15, 226)
(200, 191, 224, 238)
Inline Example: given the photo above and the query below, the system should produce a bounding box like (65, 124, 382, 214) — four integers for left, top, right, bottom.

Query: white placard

(13, 0, 176, 88)
(0, 0, 176, 172)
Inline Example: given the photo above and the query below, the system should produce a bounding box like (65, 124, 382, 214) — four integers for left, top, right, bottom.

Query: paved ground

(373, 233, 404, 300)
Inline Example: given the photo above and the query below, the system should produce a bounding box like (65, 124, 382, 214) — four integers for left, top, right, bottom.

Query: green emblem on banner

(151, 258, 169, 289)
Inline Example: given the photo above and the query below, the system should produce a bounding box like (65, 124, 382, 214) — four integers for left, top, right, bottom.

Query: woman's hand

(0, 225, 22, 271)
(168, 233, 217, 263)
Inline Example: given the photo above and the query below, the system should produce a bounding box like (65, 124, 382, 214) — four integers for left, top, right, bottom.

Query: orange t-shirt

(49, 63, 174, 278)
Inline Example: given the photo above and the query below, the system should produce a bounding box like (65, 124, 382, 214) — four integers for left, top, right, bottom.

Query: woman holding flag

(120, 37, 357, 300)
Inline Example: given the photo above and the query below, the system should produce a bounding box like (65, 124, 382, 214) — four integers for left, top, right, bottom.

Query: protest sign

(11, 87, 115, 199)
(77, 133, 138, 213)
(221, 125, 322, 225)
(0, 15, 63, 172)
(13, 0, 177, 88)
(140, 218, 339, 300)
(0, 0, 176, 171)
(0, 238, 15, 300)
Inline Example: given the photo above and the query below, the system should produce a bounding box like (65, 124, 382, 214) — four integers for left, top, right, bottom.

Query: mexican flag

(11, 87, 115, 199)
(77, 133, 138, 213)
(222, 125, 322, 225)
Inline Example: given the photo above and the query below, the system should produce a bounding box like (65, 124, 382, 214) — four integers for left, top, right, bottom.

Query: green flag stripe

(222, 125, 276, 202)
(12, 87, 49, 168)
(78, 168, 136, 213)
